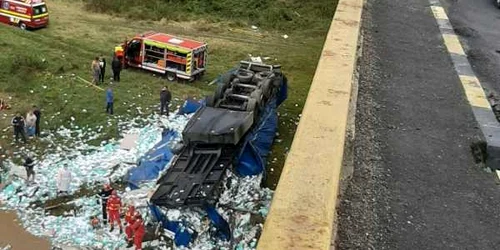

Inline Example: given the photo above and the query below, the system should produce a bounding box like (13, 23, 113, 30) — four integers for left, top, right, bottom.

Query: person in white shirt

(25, 111, 37, 137)
(57, 165, 72, 195)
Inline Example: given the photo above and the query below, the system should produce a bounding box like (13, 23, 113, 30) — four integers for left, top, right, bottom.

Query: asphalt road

(442, 0, 500, 95)
(337, 0, 500, 249)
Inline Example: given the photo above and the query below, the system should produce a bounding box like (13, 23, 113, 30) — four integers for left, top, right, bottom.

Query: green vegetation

(0, 0, 336, 188)
(83, 0, 335, 32)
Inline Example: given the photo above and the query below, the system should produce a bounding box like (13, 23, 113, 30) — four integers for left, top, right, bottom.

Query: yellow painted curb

(257, 0, 364, 249)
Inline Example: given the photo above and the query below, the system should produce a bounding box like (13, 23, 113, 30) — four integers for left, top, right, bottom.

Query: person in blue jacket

(106, 86, 114, 115)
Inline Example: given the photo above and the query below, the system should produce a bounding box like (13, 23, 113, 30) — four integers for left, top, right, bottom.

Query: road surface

(337, 0, 500, 249)
(442, 0, 500, 96)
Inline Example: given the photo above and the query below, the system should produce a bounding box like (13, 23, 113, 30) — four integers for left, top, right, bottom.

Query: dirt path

(0, 211, 50, 249)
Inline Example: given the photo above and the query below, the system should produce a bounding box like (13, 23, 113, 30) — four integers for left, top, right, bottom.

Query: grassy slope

(0, 0, 335, 188)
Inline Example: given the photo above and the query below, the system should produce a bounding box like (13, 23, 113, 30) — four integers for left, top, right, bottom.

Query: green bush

(81, 0, 335, 31)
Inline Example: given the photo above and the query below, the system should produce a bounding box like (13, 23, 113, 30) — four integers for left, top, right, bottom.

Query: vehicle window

(33, 5, 47, 15)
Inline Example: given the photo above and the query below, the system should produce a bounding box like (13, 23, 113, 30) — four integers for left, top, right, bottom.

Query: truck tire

(272, 77, 282, 88)
(166, 72, 177, 82)
(250, 89, 263, 108)
(250, 89, 263, 103)
(19, 22, 27, 30)
(215, 83, 226, 100)
(205, 95, 215, 107)
(260, 79, 272, 99)
(252, 71, 273, 84)
(246, 98, 257, 112)
(236, 70, 254, 84)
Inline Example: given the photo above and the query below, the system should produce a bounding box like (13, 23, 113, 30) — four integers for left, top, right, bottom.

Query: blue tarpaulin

(125, 129, 176, 190)
(235, 77, 288, 176)
(149, 204, 196, 247)
(178, 99, 203, 115)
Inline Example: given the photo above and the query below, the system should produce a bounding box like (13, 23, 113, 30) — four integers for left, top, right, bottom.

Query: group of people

(91, 55, 123, 85)
(11, 105, 41, 143)
(98, 184, 145, 250)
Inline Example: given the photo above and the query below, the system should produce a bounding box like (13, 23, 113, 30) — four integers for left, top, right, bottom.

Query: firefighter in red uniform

(106, 190, 123, 233)
(124, 205, 136, 247)
(131, 212, 145, 250)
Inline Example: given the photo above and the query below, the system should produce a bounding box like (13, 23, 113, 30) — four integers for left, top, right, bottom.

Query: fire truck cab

(0, 0, 48, 30)
(115, 32, 207, 82)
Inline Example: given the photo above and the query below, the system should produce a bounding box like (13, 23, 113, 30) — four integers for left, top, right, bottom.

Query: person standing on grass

(32, 105, 41, 137)
(106, 86, 114, 115)
(99, 55, 107, 84)
(25, 110, 36, 138)
(91, 57, 101, 85)
(23, 155, 35, 183)
(112, 55, 122, 82)
(11, 112, 26, 143)
(160, 86, 171, 116)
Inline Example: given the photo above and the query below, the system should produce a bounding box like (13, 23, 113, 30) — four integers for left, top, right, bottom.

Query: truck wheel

(205, 95, 215, 107)
(236, 70, 254, 84)
(250, 89, 263, 108)
(215, 83, 225, 100)
(252, 71, 273, 84)
(260, 79, 272, 99)
(19, 22, 27, 30)
(166, 72, 177, 82)
(246, 98, 257, 112)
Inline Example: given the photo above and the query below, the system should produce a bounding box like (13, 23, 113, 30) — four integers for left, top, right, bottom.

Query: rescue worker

(160, 86, 171, 116)
(124, 205, 136, 247)
(98, 184, 113, 225)
(106, 190, 123, 233)
(131, 212, 145, 250)
(99, 55, 107, 84)
(11, 112, 26, 143)
(112, 55, 122, 82)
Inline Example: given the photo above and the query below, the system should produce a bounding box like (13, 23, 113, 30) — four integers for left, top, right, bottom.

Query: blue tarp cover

(126, 129, 176, 190)
(178, 99, 203, 115)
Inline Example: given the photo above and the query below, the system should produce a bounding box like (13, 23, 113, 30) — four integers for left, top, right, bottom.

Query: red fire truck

(115, 32, 207, 82)
(0, 0, 48, 30)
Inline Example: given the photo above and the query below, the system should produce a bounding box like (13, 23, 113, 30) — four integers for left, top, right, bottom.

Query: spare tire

(252, 71, 273, 84)
(236, 70, 254, 83)
(246, 98, 257, 112)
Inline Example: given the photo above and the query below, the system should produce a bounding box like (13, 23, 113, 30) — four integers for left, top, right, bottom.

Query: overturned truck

(148, 61, 288, 245)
